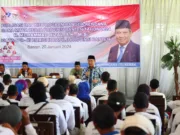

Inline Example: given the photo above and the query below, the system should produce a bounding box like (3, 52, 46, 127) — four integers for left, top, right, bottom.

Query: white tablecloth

(0, 78, 57, 91)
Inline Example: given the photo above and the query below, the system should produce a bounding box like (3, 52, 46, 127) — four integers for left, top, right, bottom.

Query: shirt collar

(118, 41, 130, 50)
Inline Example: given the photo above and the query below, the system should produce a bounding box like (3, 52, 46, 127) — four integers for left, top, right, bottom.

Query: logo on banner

(1, 10, 19, 20)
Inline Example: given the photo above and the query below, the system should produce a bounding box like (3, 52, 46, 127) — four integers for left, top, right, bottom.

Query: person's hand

(21, 110, 30, 126)
(85, 71, 89, 77)
(92, 79, 98, 84)
(2, 123, 17, 135)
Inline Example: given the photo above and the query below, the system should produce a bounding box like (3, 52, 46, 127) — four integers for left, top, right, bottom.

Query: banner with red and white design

(0, 5, 140, 68)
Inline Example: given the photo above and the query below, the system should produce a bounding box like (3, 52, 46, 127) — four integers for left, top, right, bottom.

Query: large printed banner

(0, 5, 140, 68)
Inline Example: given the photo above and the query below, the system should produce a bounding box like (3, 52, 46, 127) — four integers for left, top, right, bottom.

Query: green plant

(161, 36, 180, 96)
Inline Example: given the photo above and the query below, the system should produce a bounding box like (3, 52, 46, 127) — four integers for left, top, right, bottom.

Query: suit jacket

(108, 40, 140, 62)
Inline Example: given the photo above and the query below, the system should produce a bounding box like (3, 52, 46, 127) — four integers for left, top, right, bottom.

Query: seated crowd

(0, 57, 179, 135)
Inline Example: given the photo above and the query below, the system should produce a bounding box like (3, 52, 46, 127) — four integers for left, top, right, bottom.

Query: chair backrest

(92, 95, 105, 103)
(49, 73, 60, 76)
(31, 121, 54, 135)
(32, 73, 38, 78)
(149, 96, 164, 133)
(30, 115, 56, 135)
(2, 94, 8, 100)
(81, 99, 92, 125)
(73, 107, 81, 128)
(173, 96, 180, 101)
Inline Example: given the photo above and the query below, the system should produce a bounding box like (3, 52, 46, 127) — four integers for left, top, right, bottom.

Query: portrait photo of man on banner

(108, 20, 140, 63)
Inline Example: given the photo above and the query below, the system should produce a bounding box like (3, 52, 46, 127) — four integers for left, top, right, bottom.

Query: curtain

(0, 0, 180, 100)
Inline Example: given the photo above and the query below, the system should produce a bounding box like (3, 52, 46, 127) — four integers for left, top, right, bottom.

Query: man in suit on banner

(108, 20, 140, 62)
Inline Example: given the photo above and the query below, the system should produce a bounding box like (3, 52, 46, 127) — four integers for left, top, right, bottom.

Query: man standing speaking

(108, 20, 140, 62)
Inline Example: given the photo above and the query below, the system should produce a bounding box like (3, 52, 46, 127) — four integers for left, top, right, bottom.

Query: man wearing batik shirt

(82, 55, 103, 90)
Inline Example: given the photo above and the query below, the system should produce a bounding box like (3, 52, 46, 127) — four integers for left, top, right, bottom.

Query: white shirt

(168, 107, 180, 129)
(150, 91, 167, 110)
(26, 102, 67, 135)
(0, 125, 15, 135)
(3, 84, 10, 94)
(168, 100, 180, 110)
(64, 95, 85, 119)
(136, 112, 162, 135)
(171, 112, 180, 133)
(90, 83, 108, 96)
(7, 99, 20, 105)
(0, 124, 37, 135)
(49, 99, 75, 130)
(170, 124, 180, 135)
(90, 96, 96, 111)
(19, 96, 34, 106)
(0, 98, 10, 106)
(126, 103, 161, 118)
(21, 92, 29, 98)
(24, 124, 38, 135)
(117, 43, 129, 59)
(46, 92, 50, 101)
(85, 119, 123, 135)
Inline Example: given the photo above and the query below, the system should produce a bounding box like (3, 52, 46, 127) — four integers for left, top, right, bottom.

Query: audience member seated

(0, 63, 11, 76)
(86, 92, 126, 135)
(121, 114, 155, 135)
(133, 92, 162, 135)
(0, 82, 10, 106)
(2, 74, 12, 94)
(49, 84, 75, 131)
(126, 84, 160, 118)
(150, 79, 167, 110)
(90, 71, 110, 96)
(26, 82, 67, 135)
(70, 61, 82, 79)
(55, 78, 86, 120)
(37, 77, 50, 100)
(7, 85, 20, 105)
(18, 62, 32, 78)
(77, 81, 96, 110)
(0, 105, 37, 135)
(64, 83, 89, 121)
(97, 79, 126, 119)
(169, 124, 180, 135)
(97, 79, 117, 104)
(25, 79, 32, 89)
(91, 104, 119, 135)
(15, 80, 28, 101)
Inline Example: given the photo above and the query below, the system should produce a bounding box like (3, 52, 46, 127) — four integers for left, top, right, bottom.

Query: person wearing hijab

(15, 79, 28, 101)
(77, 81, 96, 110)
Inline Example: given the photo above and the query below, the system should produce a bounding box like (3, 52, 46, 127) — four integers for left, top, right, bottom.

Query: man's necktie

(117, 46, 124, 62)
